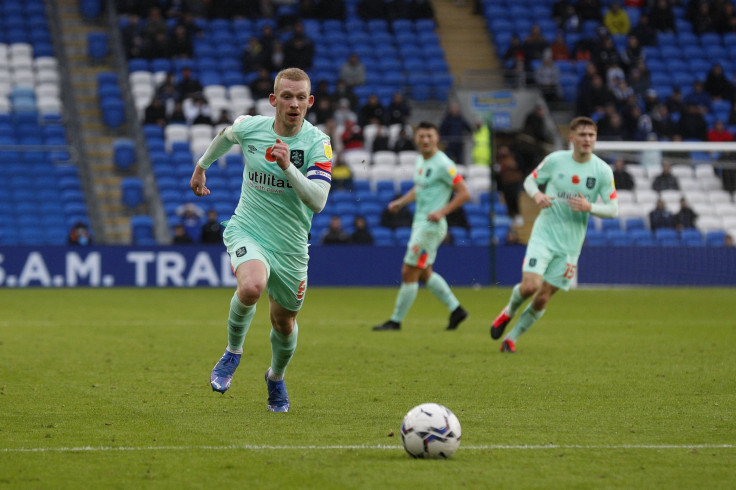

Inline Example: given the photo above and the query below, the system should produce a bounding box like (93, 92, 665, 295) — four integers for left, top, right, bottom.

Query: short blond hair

(274, 67, 311, 94)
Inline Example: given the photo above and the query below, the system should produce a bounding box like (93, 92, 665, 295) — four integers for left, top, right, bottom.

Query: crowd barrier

(0, 245, 733, 287)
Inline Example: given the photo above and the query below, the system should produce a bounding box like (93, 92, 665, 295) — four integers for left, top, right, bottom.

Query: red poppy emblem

(572, 175, 580, 184)
(265, 147, 276, 162)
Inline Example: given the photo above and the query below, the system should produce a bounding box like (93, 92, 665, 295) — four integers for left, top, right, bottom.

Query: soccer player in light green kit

(373, 121, 471, 331)
(490, 117, 619, 353)
(189, 68, 333, 411)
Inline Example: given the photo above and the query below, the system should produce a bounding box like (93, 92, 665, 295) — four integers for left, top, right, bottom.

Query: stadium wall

(0, 246, 733, 287)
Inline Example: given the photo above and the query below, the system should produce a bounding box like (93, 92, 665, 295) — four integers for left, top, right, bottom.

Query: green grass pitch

(1, 287, 734, 489)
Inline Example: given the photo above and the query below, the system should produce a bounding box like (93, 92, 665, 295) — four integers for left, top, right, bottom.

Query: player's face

(569, 124, 597, 158)
(415, 127, 439, 157)
(270, 78, 314, 136)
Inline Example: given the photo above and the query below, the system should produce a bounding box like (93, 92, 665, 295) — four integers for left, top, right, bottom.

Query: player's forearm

(441, 184, 471, 217)
(197, 126, 236, 169)
(282, 164, 330, 213)
(523, 173, 541, 198)
(590, 200, 619, 218)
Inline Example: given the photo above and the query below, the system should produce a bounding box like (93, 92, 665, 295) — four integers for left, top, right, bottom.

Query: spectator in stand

(561, 4, 581, 33)
(350, 216, 374, 244)
(665, 86, 685, 115)
(410, 0, 436, 20)
(387, 91, 411, 125)
(147, 31, 172, 60)
(549, 32, 571, 61)
(502, 34, 525, 69)
(583, 74, 615, 117)
(307, 98, 333, 126)
(575, 62, 599, 115)
(576, 0, 602, 22)
(629, 69, 651, 99)
(168, 100, 187, 123)
(523, 105, 554, 146)
(331, 79, 359, 111)
(120, 13, 145, 58)
(200, 209, 223, 244)
(715, 1, 736, 33)
(176, 202, 204, 241)
(143, 96, 167, 126)
(651, 103, 678, 140)
(597, 108, 626, 140)
(552, 0, 574, 28)
(333, 98, 358, 126)
(341, 119, 364, 150)
(358, 93, 386, 126)
(68, 221, 92, 245)
(215, 109, 230, 125)
(652, 161, 680, 191)
(173, 223, 194, 244)
(704, 63, 735, 103)
(156, 72, 179, 108)
(649, 198, 675, 230)
(392, 127, 416, 153)
(522, 25, 550, 77)
(534, 50, 563, 102)
(604, 1, 630, 35)
(621, 35, 643, 74)
(249, 68, 273, 100)
(649, 0, 676, 33)
(642, 88, 659, 113)
(594, 36, 624, 80)
(371, 125, 391, 152)
(170, 24, 193, 59)
(258, 24, 277, 64)
(494, 145, 525, 226)
(630, 13, 657, 46)
(330, 154, 353, 191)
(283, 22, 314, 71)
(684, 80, 712, 114)
(270, 41, 285, 72)
(241, 36, 268, 73)
(321, 215, 350, 245)
(439, 102, 472, 164)
(316, 0, 347, 20)
(678, 102, 708, 141)
(339, 53, 366, 88)
(674, 197, 698, 231)
(691, 1, 715, 35)
(184, 95, 212, 125)
(176, 67, 203, 101)
(611, 157, 635, 190)
(143, 6, 167, 45)
(380, 195, 413, 229)
(707, 119, 734, 142)
(725, 233, 734, 247)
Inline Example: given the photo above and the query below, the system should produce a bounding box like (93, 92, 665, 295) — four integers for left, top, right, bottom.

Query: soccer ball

(400, 403, 462, 459)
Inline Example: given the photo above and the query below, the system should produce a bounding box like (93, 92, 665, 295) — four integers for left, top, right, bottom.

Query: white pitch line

(2, 444, 735, 453)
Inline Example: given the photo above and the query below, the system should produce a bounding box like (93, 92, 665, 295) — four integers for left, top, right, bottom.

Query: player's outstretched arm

(389, 188, 416, 213)
(428, 180, 471, 222)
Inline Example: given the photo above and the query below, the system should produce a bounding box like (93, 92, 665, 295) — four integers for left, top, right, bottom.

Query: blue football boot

(210, 350, 241, 393)
(265, 368, 290, 412)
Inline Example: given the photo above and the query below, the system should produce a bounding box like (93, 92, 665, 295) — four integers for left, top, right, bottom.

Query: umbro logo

(247, 145, 257, 154)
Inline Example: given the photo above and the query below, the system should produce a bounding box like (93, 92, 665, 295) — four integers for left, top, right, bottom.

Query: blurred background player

(190, 68, 333, 412)
(490, 117, 619, 353)
(373, 121, 471, 332)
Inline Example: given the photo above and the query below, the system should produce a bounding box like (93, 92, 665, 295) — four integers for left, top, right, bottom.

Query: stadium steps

(431, 0, 504, 90)
(55, 0, 132, 243)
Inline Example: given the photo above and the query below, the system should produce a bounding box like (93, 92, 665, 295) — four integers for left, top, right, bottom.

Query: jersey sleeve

(230, 114, 253, 144)
(531, 152, 557, 185)
(305, 136, 333, 186)
(598, 163, 617, 203)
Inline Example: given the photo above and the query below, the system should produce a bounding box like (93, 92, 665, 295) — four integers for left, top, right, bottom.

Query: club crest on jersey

(290, 150, 305, 169)
(586, 177, 596, 189)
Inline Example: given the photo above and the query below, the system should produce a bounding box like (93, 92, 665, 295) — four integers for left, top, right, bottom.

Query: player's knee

(237, 283, 264, 305)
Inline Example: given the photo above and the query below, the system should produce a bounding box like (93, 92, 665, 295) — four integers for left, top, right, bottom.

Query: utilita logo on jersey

(247, 170, 293, 193)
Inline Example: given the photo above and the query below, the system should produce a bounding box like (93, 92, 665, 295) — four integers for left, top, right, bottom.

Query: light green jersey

(412, 150, 462, 227)
(528, 150, 616, 254)
(229, 115, 333, 255)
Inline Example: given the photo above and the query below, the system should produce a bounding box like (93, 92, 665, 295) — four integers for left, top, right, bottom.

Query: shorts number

(563, 263, 577, 280)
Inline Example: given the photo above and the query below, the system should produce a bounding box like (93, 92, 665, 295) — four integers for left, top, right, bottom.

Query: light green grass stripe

(3, 444, 735, 453)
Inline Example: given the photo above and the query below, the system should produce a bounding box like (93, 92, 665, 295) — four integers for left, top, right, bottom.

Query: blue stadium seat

(706, 230, 727, 246)
(130, 215, 154, 244)
(655, 228, 678, 244)
(87, 31, 108, 61)
(121, 177, 144, 208)
(113, 138, 136, 171)
(450, 227, 469, 246)
(372, 227, 394, 246)
(469, 228, 491, 246)
(395, 228, 412, 245)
